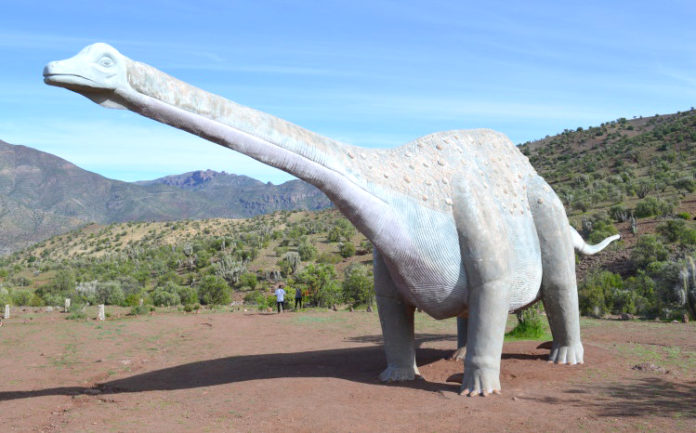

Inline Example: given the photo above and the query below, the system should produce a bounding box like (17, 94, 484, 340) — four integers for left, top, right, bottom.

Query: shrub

(277, 251, 301, 276)
(630, 235, 669, 269)
(11, 289, 33, 306)
(197, 275, 231, 305)
(676, 212, 691, 220)
(129, 304, 149, 315)
(657, 219, 686, 242)
(342, 263, 373, 306)
(634, 197, 673, 218)
(339, 242, 356, 258)
(297, 241, 317, 261)
(506, 304, 547, 340)
(95, 281, 125, 306)
(0, 287, 11, 306)
(66, 303, 87, 320)
(579, 270, 623, 316)
(293, 264, 341, 307)
(177, 286, 199, 305)
(238, 272, 258, 290)
(609, 204, 629, 222)
(152, 289, 181, 307)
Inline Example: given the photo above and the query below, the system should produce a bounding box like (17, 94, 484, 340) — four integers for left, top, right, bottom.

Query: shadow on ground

(525, 377, 696, 419)
(0, 335, 459, 401)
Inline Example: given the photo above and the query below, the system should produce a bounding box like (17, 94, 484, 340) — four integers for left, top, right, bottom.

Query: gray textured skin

(44, 43, 620, 396)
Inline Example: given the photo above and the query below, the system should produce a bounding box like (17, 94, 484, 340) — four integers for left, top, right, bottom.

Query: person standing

(275, 284, 286, 314)
(294, 286, 303, 310)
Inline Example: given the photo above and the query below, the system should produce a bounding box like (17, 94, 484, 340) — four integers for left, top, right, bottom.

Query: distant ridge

(0, 140, 330, 254)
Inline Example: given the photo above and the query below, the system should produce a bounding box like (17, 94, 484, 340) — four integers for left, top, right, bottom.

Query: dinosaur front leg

(374, 250, 420, 382)
(461, 279, 510, 395)
(451, 175, 514, 396)
(528, 177, 583, 364)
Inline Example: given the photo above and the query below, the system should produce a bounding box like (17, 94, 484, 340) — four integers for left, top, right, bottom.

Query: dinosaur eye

(98, 56, 114, 68)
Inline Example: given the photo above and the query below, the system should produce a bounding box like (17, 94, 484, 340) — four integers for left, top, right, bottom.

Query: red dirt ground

(1, 308, 694, 433)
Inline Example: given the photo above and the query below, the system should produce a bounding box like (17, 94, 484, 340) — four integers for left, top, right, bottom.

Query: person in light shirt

(274, 284, 286, 314)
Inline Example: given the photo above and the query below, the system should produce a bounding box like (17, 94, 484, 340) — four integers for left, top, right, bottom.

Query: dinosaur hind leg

(374, 250, 420, 381)
(450, 315, 468, 361)
(527, 176, 583, 364)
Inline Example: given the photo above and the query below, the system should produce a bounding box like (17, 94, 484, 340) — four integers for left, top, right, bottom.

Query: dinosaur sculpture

(44, 43, 619, 396)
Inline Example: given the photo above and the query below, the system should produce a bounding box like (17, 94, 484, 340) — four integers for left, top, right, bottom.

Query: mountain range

(0, 140, 330, 254)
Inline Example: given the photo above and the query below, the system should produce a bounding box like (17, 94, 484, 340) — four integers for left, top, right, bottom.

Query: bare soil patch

(1, 308, 694, 432)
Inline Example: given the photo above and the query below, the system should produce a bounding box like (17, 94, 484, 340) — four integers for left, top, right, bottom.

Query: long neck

(125, 60, 355, 176)
(110, 66, 406, 253)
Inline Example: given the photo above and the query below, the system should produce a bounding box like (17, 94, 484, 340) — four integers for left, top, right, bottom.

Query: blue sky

(1, 0, 694, 183)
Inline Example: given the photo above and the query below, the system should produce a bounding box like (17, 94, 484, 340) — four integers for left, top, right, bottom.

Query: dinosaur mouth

(43, 73, 99, 90)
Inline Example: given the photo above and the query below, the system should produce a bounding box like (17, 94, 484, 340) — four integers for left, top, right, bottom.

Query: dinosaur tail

(571, 227, 620, 255)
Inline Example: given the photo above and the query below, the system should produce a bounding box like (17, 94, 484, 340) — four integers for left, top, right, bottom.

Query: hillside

(137, 169, 330, 216)
(1, 109, 695, 320)
(0, 141, 330, 254)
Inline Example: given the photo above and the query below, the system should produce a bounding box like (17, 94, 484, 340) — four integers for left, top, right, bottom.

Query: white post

(64, 298, 71, 313)
(3, 304, 9, 319)
(97, 304, 105, 321)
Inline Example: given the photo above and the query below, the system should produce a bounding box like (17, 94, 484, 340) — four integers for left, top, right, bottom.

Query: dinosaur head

(43, 43, 129, 109)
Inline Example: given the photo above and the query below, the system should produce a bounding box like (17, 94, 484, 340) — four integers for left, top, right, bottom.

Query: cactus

(679, 257, 696, 319)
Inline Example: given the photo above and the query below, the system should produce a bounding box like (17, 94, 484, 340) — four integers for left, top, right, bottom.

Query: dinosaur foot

(459, 367, 501, 397)
(548, 342, 584, 365)
(450, 346, 466, 361)
(379, 365, 421, 382)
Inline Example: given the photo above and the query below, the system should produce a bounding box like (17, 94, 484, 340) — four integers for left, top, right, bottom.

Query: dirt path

(0, 308, 694, 432)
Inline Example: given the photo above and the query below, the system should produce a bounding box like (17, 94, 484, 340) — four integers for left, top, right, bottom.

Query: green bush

(316, 252, 341, 264)
(95, 282, 125, 306)
(506, 305, 547, 340)
(152, 289, 180, 307)
(293, 264, 341, 307)
(342, 263, 373, 306)
(0, 287, 11, 306)
(297, 241, 317, 261)
(66, 303, 87, 320)
(129, 304, 149, 315)
(630, 235, 669, 269)
(579, 270, 624, 316)
(238, 272, 258, 290)
(177, 286, 198, 305)
(11, 289, 33, 306)
(339, 242, 356, 258)
(634, 197, 673, 218)
(197, 275, 231, 305)
(657, 219, 687, 242)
